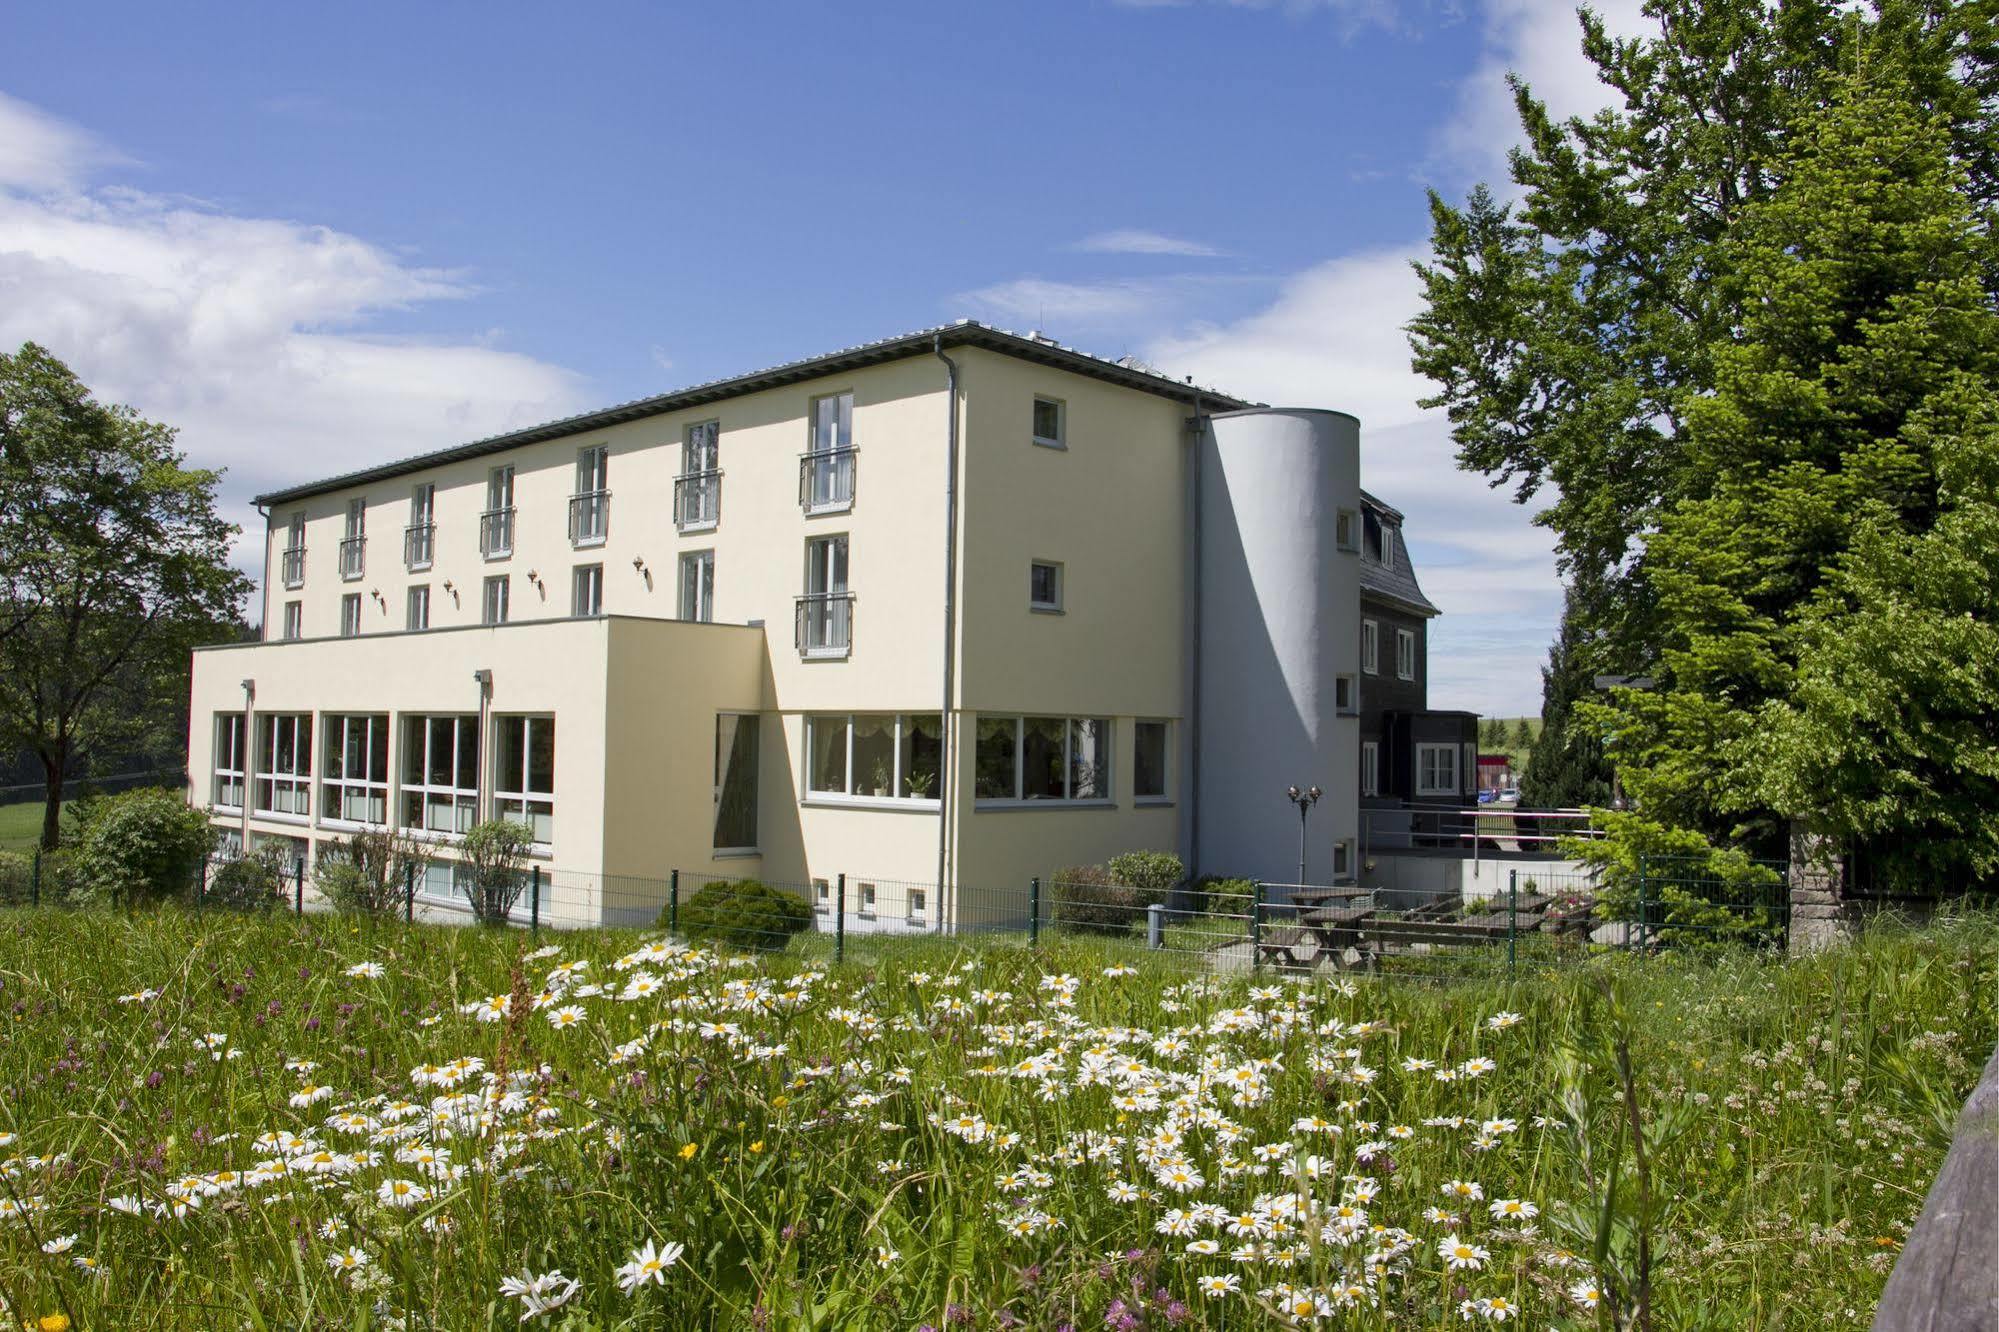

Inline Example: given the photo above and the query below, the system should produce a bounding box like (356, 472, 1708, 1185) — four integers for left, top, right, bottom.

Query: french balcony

(404, 523, 435, 571)
(673, 470, 721, 532)
(480, 507, 515, 559)
(338, 536, 366, 581)
(568, 490, 610, 547)
(795, 592, 854, 659)
(280, 546, 306, 589)
(798, 447, 857, 515)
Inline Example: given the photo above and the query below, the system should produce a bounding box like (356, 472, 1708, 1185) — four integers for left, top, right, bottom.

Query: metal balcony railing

(338, 536, 366, 581)
(280, 546, 306, 588)
(568, 490, 610, 546)
(404, 523, 435, 570)
(479, 507, 515, 558)
(795, 592, 854, 658)
(798, 447, 857, 513)
(673, 471, 721, 531)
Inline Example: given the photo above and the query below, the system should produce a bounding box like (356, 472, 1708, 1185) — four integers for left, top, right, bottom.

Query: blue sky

(0, 0, 1651, 716)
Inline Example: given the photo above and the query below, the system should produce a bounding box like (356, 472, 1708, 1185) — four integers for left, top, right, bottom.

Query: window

(1335, 508, 1359, 552)
(1334, 839, 1353, 878)
(802, 392, 855, 512)
(572, 563, 603, 617)
(1335, 674, 1357, 715)
(858, 882, 877, 919)
(406, 584, 430, 632)
(406, 484, 435, 570)
(320, 714, 389, 825)
(213, 713, 246, 810)
(804, 714, 941, 801)
(713, 714, 759, 852)
(1361, 741, 1380, 798)
(340, 593, 362, 638)
(492, 715, 555, 844)
(908, 887, 927, 924)
(253, 714, 312, 817)
(570, 445, 609, 546)
(1416, 742, 1460, 798)
(974, 715, 1111, 803)
(677, 422, 721, 531)
(402, 715, 479, 834)
(1463, 743, 1478, 798)
(281, 601, 303, 641)
(1032, 396, 1065, 449)
(418, 861, 474, 904)
(340, 499, 367, 580)
(1361, 619, 1379, 675)
(1395, 628, 1417, 681)
(1029, 560, 1063, 612)
(678, 550, 714, 623)
(1380, 522, 1395, 570)
(798, 535, 850, 656)
(483, 575, 509, 625)
(482, 466, 515, 557)
(282, 510, 306, 587)
(1134, 720, 1170, 801)
(814, 878, 830, 913)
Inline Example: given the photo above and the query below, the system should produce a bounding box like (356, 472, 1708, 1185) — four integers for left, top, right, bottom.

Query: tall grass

(0, 907, 1989, 1329)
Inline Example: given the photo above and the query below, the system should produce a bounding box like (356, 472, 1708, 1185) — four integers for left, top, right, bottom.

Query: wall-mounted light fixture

(632, 554, 651, 591)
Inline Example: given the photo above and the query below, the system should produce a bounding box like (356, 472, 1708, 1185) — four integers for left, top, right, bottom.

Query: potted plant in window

(869, 758, 893, 799)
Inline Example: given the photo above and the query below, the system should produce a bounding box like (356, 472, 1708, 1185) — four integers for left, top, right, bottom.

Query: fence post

(530, 866, 541, 937)
(1507, 868, 1517, 975)
(1250, 881, 1264, 976)
(834, 874, 846, 964)
(669, 869, 679, 935)
(294, 859, 304, 917)
(197, 853, 208, 912)
(404, 862, 415, 923)
(30, 848, 41, 908)
(1028, 877, 1040, 947)
(1636, 852, 1649, 952)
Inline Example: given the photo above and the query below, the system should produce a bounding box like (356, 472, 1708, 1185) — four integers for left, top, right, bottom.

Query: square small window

(859, 882, 877, 918)
(1336, 508, 1360, 552)
(1029, 560, 1063, 612)
(1032, 397, 1065, 449)
(908, 888, 927, 922)
(1334, 839, 1353, 878)
(1335, 674, 1357, 715)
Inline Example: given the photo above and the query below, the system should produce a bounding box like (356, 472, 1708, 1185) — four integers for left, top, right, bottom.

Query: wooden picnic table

(1286, 885, 1371, 907)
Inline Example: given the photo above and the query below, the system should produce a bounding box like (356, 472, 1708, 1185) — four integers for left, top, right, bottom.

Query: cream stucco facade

(187, 323, 1377, 927)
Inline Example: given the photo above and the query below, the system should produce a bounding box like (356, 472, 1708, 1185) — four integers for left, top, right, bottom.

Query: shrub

(1185, 874, 1255, 918)
(66, 788, 214, 907)
(0, 851, 30, 906)
(459, 819, 535, 926)
(1049, 852, 1186, 935)
(668, 879, 813, 951)
(1565, 810, 1785, 948)
(1105, 851, 1183, 898)
(204, 843, 290, 912)
(317, 827, 434, 915)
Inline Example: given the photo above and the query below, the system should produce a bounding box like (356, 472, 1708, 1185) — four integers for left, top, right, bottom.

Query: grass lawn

(0, 798, 51, 854)
(0, 908, 1989, 1329)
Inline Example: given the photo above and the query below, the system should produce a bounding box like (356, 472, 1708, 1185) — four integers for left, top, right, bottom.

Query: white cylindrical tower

(1195, 408, 1361, 889)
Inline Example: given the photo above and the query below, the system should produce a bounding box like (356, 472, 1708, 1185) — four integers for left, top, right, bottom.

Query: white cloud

(1073, 229, 1222, 258)
(1107, 0, 1413, 32)
(0, 92, 588, 613)
(957, 273, 1268, 336)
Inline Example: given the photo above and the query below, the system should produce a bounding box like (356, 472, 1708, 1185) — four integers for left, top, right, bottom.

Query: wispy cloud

(0, 90, 588, 600)
(1073, 228, 1222, 257)
(956, 273, 1269, 335)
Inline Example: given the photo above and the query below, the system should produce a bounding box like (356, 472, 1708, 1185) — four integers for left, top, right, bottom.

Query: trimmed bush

(1185, 874, 1255, 918)
(1105, 851, 1183, 898)
(66, 788, 214, 907)
(1050, 852, 1185, 935)
(668, 879, 813, 952)
(317, 827, 434, 915)
(205, 844, 290, 912)
(460, 819, 535, 926)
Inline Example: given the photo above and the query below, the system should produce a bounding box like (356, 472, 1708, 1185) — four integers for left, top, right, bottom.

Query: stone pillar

(1788, 821, 1855, 953)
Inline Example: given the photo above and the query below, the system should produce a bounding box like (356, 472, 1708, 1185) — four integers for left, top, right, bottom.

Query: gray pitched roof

(254, 320, 1258, 506)
(1358, 491, 1438, 617)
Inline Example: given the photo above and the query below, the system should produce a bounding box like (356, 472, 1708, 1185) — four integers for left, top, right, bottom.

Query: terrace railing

(795, 592, 853, 658)
(568, 490, 610, 547)
(404, 522, 435, 571)
(798, 447, 857, 514)
(673, 470, 720, 531)
(338, 536, 366, 581)
(280, 546, 306, 588)
(479, 507, 515, 559)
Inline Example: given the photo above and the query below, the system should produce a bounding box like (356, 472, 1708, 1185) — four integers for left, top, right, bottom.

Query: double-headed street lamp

(1286, 784, 1322, 885)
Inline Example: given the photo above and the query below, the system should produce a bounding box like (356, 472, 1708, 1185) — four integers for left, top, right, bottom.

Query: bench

(1255, 927, 1311, 969)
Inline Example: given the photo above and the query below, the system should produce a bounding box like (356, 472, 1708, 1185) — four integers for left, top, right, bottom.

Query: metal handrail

(338, 536, 366, 580)
(1360, 803, 1603, 867)
(798, 447, 858, 511)
(479, 507, 515, 558)
(404, 523, 435, 570)
(673, 470, 721, 529)
(794, 592, 854, 656)
(568, 490, 610, 546)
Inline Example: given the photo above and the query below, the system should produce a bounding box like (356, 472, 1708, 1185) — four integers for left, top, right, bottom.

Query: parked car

(1498, 787, 1521, 803)
(1477, 788, 1497, 804)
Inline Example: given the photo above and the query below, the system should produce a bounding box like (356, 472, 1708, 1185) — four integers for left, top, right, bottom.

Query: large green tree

(0, 344, 249, 849)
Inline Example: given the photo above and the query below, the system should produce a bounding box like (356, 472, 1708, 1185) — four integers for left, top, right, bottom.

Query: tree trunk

(39, 749, 64, 851)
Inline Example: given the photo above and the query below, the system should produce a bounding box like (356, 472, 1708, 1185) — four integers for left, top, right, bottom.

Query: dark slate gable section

(1357, 491, 1437, 617)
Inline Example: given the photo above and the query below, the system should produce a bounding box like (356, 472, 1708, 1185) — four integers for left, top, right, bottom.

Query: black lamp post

(1286, 785, 1322, 885)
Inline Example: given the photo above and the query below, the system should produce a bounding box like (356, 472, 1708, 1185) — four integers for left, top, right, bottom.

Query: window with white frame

(798, 535, 849, 656)
(402, 714, 479, 835)
(481, 466, 516, 557)
(1334, 839, 1353, 878)
(340, 593, 362, 638)
(492, 715, 555, 844)
(679, 550, 714, 622)
(1029, 560, 1063, 612)
(483, 574, 509, 625)
(813, 878, 830, 914)
(1134, 720, 1170, 801)
(418, 861, 473, 903)
(974, 715, 1111, 803)
(320, 713, 389, 825)
(282, 601, 303, 640)
(858, 882, 877, 918)
(572, 563, 603, 617)
(1463, 743, 1478, 797)
(1415, 742, 1459, 798)
(1395, 627, 1416, 681)
(907, 886, 927, 924)
(340, 498, 367, 580)
(407, 584, 430, 631)
(1335, 674, 1357, 714)
(1032, 396, 1065, 449)
(1336, 508, 1359, 552)
(805, 714, 942, 801)
(406, 483, 435, 570)
(713, 714, 759, 852)
(571, 445, 609, 546)
(676, 420, 721, 531)
(1361, 619, 1379, 675)
(803, 391, 855, 512)
(1361, 740, 1380, 798)
(213, 713, 246, 810)
(281, 510, 306, 587)
(253, 714, 312, 817)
